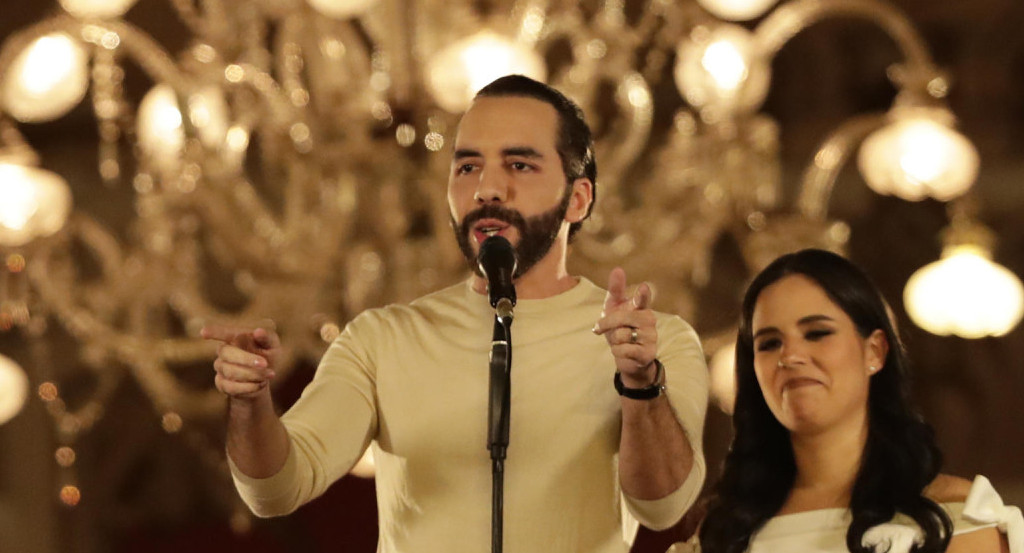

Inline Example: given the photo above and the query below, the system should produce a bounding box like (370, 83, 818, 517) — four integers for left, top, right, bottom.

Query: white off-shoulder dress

(668, 476, 1023, 553)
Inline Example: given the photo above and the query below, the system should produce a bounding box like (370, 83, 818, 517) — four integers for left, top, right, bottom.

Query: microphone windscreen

(478, 236, 517, 307)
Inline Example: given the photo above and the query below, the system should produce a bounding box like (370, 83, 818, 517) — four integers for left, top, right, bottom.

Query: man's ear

(866, 329, 889, 373)
(565, 178, 593, 223)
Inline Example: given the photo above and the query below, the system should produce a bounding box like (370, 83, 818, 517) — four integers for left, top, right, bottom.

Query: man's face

(447, 96, 582, 277)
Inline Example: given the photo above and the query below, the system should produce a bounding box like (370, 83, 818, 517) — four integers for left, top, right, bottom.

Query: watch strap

(613, 359, 666, 400)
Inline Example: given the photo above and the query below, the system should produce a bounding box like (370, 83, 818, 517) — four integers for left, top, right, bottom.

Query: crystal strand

(91, 48, 125, 186)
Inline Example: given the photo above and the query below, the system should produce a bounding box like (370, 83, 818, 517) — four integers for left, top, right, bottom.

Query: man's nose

(473, 167, 509, 204)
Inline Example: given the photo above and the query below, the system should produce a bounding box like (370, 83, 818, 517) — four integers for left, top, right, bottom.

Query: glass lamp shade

(59, 0, 138, 18)
(674, 24, 770, 115)
(426, 31, 547, 114)
(1, 33, 90, 123)
(709, 342, 737, 415)
(858, 110, 980, 201)
(306, 0, 379, 19)
(904, 245, 1024, 338)
(137, 84, 229, 172)
(0, 162, 73, 247)
(696, 0, 779, 21)
(0, 354, 30, 426)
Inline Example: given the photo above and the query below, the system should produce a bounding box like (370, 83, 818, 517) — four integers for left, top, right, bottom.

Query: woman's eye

(756, 338, 781, 352)
(806, 329, 834, 341)
(456, 164, 475, 175)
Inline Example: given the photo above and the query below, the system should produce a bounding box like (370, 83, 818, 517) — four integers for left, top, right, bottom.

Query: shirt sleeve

(229, 310, 381, 517)
(621, 314, 709, 531)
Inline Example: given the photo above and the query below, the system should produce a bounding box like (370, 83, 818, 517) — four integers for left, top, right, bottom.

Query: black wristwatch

(613, 359, 666, 400)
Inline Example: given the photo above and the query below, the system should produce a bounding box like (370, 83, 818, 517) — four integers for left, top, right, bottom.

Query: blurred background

(0, 0, 1022, 551)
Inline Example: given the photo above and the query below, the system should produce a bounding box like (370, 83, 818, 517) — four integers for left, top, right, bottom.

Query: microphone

(477, 236, 517, 320)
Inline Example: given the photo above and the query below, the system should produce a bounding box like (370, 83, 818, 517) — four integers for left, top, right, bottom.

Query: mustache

(458, 204, 527, 236)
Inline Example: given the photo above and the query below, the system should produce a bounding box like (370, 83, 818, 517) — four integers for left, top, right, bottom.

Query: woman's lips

(782, 377, 823, 391)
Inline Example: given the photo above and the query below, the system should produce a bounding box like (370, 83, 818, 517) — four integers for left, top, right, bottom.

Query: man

(203, 75, 708, 552)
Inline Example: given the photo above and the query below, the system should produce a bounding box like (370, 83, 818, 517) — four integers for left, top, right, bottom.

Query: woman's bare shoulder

(924, 473, 974, 503)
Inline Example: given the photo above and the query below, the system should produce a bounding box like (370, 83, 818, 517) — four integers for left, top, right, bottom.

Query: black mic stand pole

(488, 298, 513, 553)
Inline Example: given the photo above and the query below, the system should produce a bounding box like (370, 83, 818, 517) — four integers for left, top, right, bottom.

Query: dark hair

(700, 249, 952, 553)
(474, 75, 596, 241)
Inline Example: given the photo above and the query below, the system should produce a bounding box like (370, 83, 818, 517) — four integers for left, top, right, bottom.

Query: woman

(671, 249, 1020, 553)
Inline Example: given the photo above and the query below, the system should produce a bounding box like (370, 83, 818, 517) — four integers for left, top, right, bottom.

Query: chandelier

(0, 0, 1019, 522)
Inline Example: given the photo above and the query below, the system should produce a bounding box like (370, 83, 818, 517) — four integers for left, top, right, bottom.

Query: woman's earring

(868, 366, 878, 374)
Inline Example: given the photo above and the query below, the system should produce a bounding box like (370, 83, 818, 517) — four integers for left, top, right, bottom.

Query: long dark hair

(699, 249, 951, 553)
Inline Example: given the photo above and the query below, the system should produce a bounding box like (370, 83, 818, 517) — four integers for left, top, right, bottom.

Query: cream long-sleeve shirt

(230, 277, 709, 552)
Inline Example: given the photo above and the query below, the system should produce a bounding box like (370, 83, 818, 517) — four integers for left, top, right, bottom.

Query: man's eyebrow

(502, 146, 543, 158)
(453, 146, 545, 160)
(453, 148, 481, 160)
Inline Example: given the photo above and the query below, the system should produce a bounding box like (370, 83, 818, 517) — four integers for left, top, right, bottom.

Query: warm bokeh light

(709, 342, 737, 415)
(306, 0, 379, 19)
(905, 245, 1024, 338)
(6, 253, 27, 272)
(60, 485, 82, 507)
(674, 24, 769, 114)
(696, 0, 779, 21)
(59, 0, 138, 18)
(0, 162, 73, 247)
(859, 110, 979, 201)
(55, 447, 77, 467)
(161, 412, 183, 433)
(137, 84, 229, 172)
(426, 31, 546, 113)
(38, 381, 59, 402)
(0, 354, 30, 426)
(1, 33, 89, 123)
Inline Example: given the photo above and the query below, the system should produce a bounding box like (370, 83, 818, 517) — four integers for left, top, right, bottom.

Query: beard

(452, 187, 572, 279)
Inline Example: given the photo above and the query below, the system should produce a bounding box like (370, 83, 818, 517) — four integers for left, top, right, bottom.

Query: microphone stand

(488, 298, 513, 553)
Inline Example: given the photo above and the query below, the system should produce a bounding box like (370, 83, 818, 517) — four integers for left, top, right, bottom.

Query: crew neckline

(464, 276, 598, 316)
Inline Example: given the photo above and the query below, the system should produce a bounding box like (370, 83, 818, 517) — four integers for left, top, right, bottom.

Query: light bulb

(696, 0, 779, 21)
(859, 109, 979, 201)
(137, 84, 229, 172)
(0, 162, 73, 247)
(905, 245, 1024, 338)
(1, 33, 90, 123)
(306, 0, 379, 19)
(704, 41, 750, 92)
(426, 31, 547, 114)
(59, 0, 138, 18)
(0, 354, 30, 426)
(674, 24, 770, 115)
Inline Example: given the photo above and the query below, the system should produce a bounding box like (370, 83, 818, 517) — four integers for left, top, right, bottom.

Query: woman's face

(749, 274, 887, 436)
